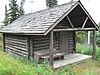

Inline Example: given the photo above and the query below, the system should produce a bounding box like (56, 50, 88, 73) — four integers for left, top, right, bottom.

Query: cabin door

(59, 32, 68, 54)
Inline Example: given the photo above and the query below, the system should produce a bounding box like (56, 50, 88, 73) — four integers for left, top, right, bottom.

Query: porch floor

(53, 53, 92, 68)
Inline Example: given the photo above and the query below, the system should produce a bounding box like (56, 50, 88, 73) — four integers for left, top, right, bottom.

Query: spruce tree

(46, 0, 58, 8)
(19, 0, 25, 16)
(3, 5, 9, 26)
(8, 0, 20, 23)
(3, 0, 25, 26)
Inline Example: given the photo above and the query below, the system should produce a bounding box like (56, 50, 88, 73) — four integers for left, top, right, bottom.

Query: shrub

(76, 43, 93, 55)
(96, 31, 100, 47)
(76, 43, 100, 62)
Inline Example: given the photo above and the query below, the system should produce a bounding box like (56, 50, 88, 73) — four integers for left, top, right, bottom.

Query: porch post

(49, 30, 54, 68)
(3, 34, 6, 52)
(92, 30, 96, 59)
(30, 36, 34, 57)
(26, 36, 30, 60)
(73, 31, 76, 53)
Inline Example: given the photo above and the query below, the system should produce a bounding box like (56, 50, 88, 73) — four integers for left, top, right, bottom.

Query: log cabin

(0, 1, 99, 68)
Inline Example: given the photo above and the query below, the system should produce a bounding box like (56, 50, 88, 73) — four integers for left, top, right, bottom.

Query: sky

(0, 0, 100, 24)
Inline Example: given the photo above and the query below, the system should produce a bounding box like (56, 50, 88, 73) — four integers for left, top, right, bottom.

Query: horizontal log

(68, 47, 73, 49)
(33, 39, 58, 45)
(5, 42, 27, 49)
(7, 49, 27, 57)
(5, 35, 26, 39)
(5, 40, 26, 46)
(33, 41, 58, 48)
(6, 46, 27, 55)
(5, 38, 27, 43)
(34, 36, 57, 41)
(6, 44, 27, 51)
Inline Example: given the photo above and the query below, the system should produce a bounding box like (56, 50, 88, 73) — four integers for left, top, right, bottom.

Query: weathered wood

(73, 31, 76, 53)
(6, 46, 27, 54)
(26, 36, 30, 60)
(7, 48, 27, 57)
(92, 30, 96, 59)
(82, 17, 88, 28)
(49, 30, 54, 68)
(53, 28, 96, 32)
(33, 34, 59, 51)
(5, 35, 28, 56)
(5, 44, 27, 51)
(68, 32, 74, 53)
(5, 40, 26, 47)
(67, 16, 74, 28)
(59, 32, 68, 54)
(3, 34, 6, 52)
(30, 36, 34, 57)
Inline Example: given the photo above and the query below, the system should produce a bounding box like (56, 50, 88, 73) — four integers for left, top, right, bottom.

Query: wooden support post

(73, 31, 76, 53)
(49, 30, 54, 68)
(30, 36, 34, 57)
(92, 30, 96, 59)
(3, 34, 5, 52)
(26, 36, 30, 60)
(88, 31, 91, 45)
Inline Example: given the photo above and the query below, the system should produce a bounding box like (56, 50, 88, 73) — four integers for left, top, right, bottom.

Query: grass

(0, 50, 100, 75)
(72, 60, 100, 75)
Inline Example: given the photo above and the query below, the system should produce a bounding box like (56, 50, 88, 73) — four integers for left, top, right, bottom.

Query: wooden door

(59, 31, 68, 54)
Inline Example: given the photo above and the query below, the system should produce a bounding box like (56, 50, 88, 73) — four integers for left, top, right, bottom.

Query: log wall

(4, 34, 27, 57)
(33, 33, 59, 51)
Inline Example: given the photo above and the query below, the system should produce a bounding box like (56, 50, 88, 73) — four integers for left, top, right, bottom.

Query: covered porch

(53, 53, 92, 68)
(49, 28, 96, 68)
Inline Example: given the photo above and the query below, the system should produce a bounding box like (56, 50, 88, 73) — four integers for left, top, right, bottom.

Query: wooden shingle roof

(0, 1, 99, 35)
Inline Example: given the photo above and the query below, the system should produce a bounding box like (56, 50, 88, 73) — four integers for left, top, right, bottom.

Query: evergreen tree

(3, 0, 25, 26)
(3, 5, 9, 26)
(46, 0, 58, 8)
(8, 0, 20, 23)
(19, 0, 25, 16)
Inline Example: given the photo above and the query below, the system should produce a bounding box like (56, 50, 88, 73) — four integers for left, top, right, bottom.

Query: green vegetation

(0, 51, 100, 75)
(76, 43, 100, 61)
(3, 0, 25, 26)
(96, 31, 100, 47)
